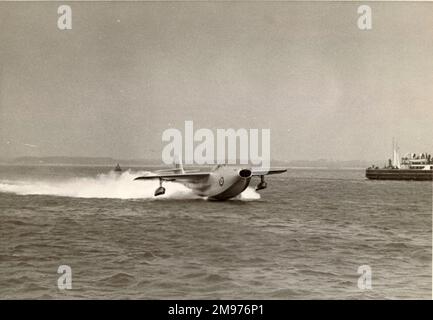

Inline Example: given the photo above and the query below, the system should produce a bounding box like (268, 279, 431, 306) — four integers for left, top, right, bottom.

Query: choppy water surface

(0, 165, 431, 299)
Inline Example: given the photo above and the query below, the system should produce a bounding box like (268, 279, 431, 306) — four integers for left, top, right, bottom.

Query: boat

(366, 141, 433, 180)
(114, 163, 122, 173)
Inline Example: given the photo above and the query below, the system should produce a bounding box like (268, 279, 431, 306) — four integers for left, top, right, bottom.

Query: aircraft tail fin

(154, 155, 188, 175)
(174, 155, 185, 174)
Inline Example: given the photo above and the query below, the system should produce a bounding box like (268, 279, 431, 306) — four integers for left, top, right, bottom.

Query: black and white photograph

(0, 0, 432, 305)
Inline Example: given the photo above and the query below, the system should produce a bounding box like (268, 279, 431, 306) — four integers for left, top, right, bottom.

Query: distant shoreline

(0, 156, 375, 169)
(0, 163, 367, 170)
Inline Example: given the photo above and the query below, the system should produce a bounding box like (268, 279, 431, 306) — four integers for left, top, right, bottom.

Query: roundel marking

(219, 177, 224, 186)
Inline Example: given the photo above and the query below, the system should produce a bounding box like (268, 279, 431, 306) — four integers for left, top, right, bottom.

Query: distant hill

(4, 156, 161, 166)
(272, 159, 377, 169)
(2, 156, 377, 169)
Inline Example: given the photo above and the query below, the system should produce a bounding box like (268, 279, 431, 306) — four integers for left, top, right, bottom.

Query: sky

(1, 1, 433, 161)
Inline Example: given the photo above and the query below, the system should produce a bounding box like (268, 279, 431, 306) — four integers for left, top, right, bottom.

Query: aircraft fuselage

(183, 166, 252, 200)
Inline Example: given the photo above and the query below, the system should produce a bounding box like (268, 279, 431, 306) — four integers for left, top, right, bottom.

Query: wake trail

(0, 170, 260, 200)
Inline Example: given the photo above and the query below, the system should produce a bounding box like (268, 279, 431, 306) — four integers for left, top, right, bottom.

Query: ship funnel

(392, 139, 401, 169)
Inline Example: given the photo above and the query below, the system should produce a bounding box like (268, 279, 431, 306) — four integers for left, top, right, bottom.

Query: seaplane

(133, 162, 287, 200)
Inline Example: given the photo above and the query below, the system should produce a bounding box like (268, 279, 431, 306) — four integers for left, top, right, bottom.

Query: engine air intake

(238, 169, 252, 178)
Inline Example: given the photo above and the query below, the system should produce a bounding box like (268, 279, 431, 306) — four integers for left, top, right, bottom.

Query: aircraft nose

(238, 169, 252, 179)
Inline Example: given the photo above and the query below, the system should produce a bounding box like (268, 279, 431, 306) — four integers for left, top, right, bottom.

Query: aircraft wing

(154, 169, 201, 174)
(134, 172, 210, 181)
(251, 168, 287, 176)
